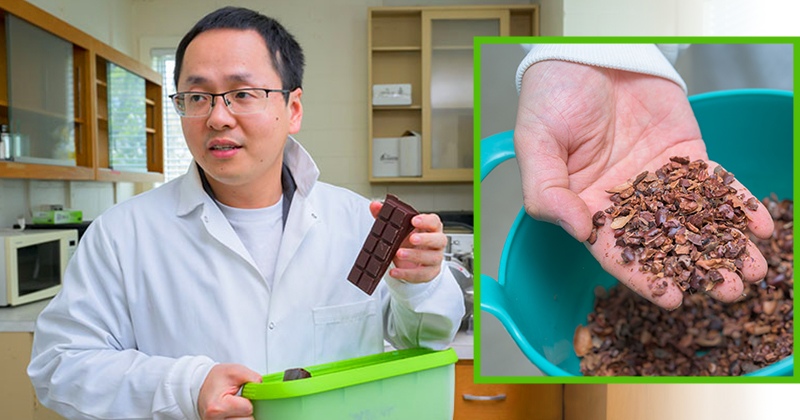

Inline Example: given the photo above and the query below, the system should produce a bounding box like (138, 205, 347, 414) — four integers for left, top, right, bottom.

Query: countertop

(1, 299, 475, 359)
(0, 299, 50, 332)
(384, 331, 473, 360)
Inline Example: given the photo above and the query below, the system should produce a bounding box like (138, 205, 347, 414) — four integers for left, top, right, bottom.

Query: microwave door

(17, 240, 60, 298)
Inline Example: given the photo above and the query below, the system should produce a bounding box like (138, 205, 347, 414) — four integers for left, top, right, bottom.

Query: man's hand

(197, 364, 261, 420)
(369, 201, 446, 283)
(514, 60, 774, 309)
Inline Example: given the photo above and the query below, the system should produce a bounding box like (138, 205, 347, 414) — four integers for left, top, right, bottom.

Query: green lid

(242, 348, 457, 400)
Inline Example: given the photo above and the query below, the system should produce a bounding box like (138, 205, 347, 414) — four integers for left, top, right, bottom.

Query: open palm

(514, 61, 773, 309)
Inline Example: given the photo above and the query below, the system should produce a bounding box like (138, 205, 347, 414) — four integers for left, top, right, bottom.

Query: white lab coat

(28, 137, 465, 420)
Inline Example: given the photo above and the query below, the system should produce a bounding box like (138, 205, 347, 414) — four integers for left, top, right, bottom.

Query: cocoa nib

(574, 196, 793, 377)
(592, 211, 606, 227)
(603, 157, 752, 298)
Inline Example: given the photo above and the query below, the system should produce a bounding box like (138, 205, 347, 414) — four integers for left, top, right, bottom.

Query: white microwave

(0, 229, 78, 306)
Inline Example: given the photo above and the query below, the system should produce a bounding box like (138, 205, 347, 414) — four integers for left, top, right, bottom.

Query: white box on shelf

(372, 84, 412, 106)
(399, 131, 421, 177)
(372, 137, 400, 177)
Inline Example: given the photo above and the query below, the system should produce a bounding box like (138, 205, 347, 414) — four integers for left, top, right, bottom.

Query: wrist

(517, 44, 687, 94)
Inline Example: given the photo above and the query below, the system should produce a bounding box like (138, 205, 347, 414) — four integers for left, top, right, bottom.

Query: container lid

(242, 347, 457, 400)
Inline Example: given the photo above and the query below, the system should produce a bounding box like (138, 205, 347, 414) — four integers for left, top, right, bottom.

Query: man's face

(177, 28, 302, 189)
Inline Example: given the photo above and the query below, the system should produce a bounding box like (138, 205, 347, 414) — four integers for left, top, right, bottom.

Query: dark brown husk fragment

(594, 157, 755, 297)
(577, 197, 793, 376)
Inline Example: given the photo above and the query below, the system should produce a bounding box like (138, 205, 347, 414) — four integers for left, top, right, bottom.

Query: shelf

(368, 6, 536, 185)
(432, 106, 473, 111)
(372, 105, 421, 110)
(0, 160, 94, 180)
(96, 167, 163, 183)
(0, 1, 164, 184)
(370, 176, 426, 183)
(370, 174, 471, 183)
(8, 104, 76, 120)
(372, 46, 421, 52)
(432, 46, 473, 51)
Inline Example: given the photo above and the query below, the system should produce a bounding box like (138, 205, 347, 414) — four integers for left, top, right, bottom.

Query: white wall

(539, 0, 563, 36)
(563, 0, 684, 36)
(25, 0, 135, 55)
(561, 0, 800, 36)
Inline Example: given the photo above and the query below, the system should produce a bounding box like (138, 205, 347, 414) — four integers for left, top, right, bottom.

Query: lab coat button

(203, 216, 209, 223)
(268, 322, 275, 330)
(311, 213, 317, 219)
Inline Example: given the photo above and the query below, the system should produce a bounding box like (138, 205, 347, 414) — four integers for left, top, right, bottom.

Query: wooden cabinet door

(0, 332, 66, 420)
(454, 360, 562, 420)
(421, 9, 508, 182)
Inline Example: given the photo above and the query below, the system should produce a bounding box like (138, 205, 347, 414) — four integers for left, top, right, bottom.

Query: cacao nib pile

(574, 197, 793, 376)
(589, 156, 759, 298)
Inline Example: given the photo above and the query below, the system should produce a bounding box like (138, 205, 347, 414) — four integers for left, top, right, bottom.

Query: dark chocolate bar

(347, 194, 419, 295)
(282, 368, 311, 381)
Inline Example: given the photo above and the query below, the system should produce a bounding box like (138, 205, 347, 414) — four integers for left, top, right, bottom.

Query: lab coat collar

(176, 135, 320, 217)
(283, 134, 319, 197)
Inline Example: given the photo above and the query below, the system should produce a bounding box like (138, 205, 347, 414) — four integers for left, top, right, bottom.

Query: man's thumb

(521, 182, 592, 242)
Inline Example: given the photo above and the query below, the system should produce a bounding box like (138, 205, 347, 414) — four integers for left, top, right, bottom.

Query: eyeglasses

(169, 88, 291, 117)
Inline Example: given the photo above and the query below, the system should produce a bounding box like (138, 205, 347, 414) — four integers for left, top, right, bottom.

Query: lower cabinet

(0, 332, 65, 420)
(454, 360, 562, 420)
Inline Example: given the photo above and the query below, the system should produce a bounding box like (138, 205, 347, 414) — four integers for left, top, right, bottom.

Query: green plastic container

(480, 89, 793, 376)
(242, 348, 457, 419)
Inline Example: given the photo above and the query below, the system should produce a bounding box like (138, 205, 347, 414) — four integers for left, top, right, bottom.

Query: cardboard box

(398, 131, 421, 177)
(372, 84, 412, 106)
(32, 210, 82, 225)
(372, 137, 400, 177)
(372, 131, 422, 178)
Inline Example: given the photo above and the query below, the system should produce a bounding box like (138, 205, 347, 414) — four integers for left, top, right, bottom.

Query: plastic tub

(242, 348, 457, 419)
(480, 89, 793, 376)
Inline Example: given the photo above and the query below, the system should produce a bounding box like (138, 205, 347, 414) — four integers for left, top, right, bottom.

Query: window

(152, 49, 192, 182)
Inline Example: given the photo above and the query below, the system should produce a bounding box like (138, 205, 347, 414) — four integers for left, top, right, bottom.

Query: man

(28, 7, 464, 420)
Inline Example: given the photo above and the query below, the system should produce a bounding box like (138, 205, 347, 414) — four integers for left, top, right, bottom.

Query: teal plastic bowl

(480, 89, 793, 376)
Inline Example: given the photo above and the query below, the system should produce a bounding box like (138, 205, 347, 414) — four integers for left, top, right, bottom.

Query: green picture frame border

(472, 36, 798, 384)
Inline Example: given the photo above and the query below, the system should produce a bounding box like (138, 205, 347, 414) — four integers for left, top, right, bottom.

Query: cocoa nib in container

(575, 197, 793, 376)
(590, 157, 757, 297)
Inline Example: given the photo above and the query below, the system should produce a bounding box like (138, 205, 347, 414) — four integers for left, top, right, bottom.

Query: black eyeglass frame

(168, 87, 293, 117)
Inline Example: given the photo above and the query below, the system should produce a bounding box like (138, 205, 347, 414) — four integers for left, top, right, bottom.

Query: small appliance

(0, 229, 77, 306)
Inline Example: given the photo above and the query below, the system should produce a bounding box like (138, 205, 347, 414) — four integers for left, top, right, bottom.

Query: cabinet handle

(462, 394, 507, 401)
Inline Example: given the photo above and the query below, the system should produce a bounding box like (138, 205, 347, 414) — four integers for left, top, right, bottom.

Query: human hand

(369, 201, 446, 283)
(514, 60, 774, 309)
(197, 364, 262, 420)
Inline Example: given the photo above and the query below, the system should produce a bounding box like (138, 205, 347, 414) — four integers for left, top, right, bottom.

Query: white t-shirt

(217, 196, 284, 289)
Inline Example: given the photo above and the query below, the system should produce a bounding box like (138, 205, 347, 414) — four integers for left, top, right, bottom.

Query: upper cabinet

(0, 0, 163, 182)
(368, 5, 538, 183)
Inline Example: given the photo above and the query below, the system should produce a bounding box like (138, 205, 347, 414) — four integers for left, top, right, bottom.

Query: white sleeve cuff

(383, 261, 444, 307)
(153, 355, 217, 420)
(516, 44, 687, 95)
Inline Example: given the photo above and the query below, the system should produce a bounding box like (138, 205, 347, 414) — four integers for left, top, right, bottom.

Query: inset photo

(478, 40, 793, 378)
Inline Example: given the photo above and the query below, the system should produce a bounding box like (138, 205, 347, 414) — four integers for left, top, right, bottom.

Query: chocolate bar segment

(347, 194, 419, 295)
(283, 368, 312, 381)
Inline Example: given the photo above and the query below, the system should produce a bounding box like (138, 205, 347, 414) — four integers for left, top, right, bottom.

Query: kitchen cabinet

(454, 360, 561, 420)
(0, 0, 163, 183)
(0, 332, 65, 420)
(367, 5, 537, 183)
